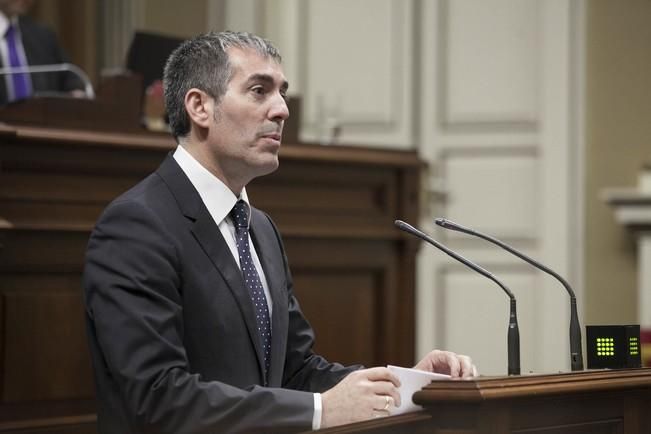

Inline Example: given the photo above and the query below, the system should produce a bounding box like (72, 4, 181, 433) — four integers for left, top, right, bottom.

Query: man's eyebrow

(247, 73, 289, 92)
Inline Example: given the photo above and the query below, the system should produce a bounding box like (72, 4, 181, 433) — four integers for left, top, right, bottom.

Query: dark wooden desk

(315, 368, 651, 434)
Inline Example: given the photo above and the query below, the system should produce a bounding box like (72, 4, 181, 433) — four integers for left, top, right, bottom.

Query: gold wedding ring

(383, 395, 391, 411)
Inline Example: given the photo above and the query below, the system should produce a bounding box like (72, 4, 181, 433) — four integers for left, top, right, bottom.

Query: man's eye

(252, 86, 265, 95)
(280, 92, 288, 101)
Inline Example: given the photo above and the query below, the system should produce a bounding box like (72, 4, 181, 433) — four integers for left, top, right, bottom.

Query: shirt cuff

(313, 393, 322, 430)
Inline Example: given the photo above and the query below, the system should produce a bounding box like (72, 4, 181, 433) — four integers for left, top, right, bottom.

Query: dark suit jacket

(0, 15, 84, 105)
(84, 155, 357, 434)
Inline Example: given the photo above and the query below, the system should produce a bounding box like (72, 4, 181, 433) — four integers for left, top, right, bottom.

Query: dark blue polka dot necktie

(230, 200, 272, 377)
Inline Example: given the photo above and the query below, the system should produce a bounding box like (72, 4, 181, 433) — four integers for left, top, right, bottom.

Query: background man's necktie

(230, 200, 272, 378)
(5, 24, 30, 101)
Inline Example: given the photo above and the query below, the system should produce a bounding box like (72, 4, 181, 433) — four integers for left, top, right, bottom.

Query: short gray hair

(163, 31, 282, 140)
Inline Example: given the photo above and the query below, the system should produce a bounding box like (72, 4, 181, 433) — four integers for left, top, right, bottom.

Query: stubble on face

(205, 47, 289, 193)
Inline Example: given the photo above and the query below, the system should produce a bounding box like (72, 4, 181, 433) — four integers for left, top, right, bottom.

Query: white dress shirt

(172, 145, 322, 429)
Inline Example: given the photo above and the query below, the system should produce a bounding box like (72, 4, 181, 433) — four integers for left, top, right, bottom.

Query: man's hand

(321, 367, 401, 428)
(413, 350, 477, 378)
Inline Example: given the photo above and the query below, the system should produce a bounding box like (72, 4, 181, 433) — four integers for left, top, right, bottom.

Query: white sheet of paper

(387, 365, 451, 415)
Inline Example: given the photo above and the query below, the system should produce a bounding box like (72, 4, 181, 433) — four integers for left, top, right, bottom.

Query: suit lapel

(156, 154, 267, 380)
(250, 212, 289, 387)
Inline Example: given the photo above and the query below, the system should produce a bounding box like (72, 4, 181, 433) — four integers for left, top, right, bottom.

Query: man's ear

(184, 88, 213, 129)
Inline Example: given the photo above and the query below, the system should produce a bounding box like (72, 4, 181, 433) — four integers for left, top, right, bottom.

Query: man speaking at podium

(84, 31, 476, 434)
(0, 0, 84, 104)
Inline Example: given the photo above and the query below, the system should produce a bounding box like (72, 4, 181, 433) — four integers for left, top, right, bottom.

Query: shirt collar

(173, 145, 250, 226)
(0, 12, 12, 37)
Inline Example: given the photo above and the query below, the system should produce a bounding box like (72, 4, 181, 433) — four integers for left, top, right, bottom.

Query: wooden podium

(315, 368, 651, 434)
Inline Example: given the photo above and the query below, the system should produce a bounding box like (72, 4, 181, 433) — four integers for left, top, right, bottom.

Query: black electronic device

(586, 325, 641, 369)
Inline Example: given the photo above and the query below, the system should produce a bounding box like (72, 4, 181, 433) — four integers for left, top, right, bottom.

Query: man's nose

(269, 93, 289, 122)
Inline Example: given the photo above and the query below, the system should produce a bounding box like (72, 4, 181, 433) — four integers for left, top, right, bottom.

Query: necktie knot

(230, 200, 250, 229)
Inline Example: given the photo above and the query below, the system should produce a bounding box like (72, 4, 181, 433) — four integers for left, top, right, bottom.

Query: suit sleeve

(261, 214, 362, 393)
(84, 199, 315, 434)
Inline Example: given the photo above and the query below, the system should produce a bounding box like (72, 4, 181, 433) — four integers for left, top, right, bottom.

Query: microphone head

(434, 217, 449, 227)
(435, 217, 468, 232)
(395, 220, 419, 234)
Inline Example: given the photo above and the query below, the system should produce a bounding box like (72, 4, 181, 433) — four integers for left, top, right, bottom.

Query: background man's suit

(84, 154, 357, 434)
(0, 15, 83, 105)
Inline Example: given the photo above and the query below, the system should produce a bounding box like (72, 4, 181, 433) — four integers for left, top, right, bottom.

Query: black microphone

(435, 217, 583, 372)
(0, 63, 95, 98)
(395, 219, 520, 375)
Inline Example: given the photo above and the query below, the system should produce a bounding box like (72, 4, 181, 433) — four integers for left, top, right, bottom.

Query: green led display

(629, 336, 639, 356)
(596, 337, 615, 357)
(586, 324, 641, 369)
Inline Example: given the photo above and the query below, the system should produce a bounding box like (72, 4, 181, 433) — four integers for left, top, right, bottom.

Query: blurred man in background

(0, 0, 84, 104)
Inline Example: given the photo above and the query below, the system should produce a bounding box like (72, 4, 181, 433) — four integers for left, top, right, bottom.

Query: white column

(100, 0, 145, 70)
(605, 170, 651, 329)
(640, 234, 651, 328)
